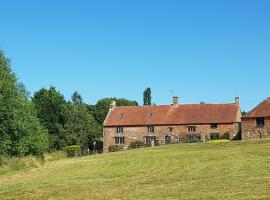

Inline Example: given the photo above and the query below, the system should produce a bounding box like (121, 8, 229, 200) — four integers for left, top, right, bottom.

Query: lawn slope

(0, 140, 270, 200)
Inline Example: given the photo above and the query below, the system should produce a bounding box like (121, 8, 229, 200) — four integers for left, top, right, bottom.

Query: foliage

(129, 141, 145, 149)
(143, 87, 152, 105)
(181, 134, 202, 143)
(71, 91, 83, 106)
(0, 51, 48, 157)
(108, 145, 123, 152)
(32, 86, 67, 151)
(65, 103, 102, 152)
(64, 145, 81, 157)
(207, 139, 230, 143)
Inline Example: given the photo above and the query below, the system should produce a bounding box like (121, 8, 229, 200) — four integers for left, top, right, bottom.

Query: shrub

(109, 145, 123, 152)
(182, 134, 202, 143)
(129, 141, 145, 149)
(64, 145, 81, 157)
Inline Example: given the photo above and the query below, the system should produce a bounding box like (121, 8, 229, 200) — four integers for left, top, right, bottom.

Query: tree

(71, 91, 83, 106)
(65, 103, 102, 152)
(0, 51, 48, 157)
(143, 87, 152, 105)
(32, 86, 67, 151)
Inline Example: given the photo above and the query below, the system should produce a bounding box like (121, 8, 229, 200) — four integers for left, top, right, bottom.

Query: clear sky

(1, 0, 270, 111)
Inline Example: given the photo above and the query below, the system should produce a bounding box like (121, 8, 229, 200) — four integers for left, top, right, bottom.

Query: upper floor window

(211, 123, 218, 129)
(187, 126, 196, 133)
(115, 137, 125, 145)
(256, 118, 265, 127)
(147, 126, 155, 133)
(116, 126, 124, 133)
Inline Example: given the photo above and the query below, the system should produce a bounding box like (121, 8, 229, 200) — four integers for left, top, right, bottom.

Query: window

(115, 137, 125, 145)
(148, 112, 153, 118)
(211, 123, 218, 129)
(210, 133, 220, 140)
(256, 118, 265, 127)
(169, 127, 173, 133)
(187, 126, 196, 133)
(116, 126, 124, 133)
(147, 126, 155, 133)
(120, 113, 124, 119)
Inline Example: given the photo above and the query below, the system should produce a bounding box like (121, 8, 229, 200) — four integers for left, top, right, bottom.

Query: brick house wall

(242, 117, 270, 140)
(103, 123, 240, 152)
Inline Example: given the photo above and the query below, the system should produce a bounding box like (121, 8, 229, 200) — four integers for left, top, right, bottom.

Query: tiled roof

(104, 103, 241, 126)
(243, 97, 270, 118)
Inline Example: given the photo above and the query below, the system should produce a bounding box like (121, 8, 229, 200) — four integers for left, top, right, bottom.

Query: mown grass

(0, 140, 270, 200)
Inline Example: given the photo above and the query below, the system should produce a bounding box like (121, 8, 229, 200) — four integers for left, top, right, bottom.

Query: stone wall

(242, 117, 270, 140)
(103, 123, 240, 151)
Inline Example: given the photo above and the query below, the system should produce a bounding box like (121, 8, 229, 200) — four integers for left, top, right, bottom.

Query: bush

(129, 141, 145, 149)
(109, 145, 123, 152)
(182, 134, 202, 143)
(64, 145, 81, 157)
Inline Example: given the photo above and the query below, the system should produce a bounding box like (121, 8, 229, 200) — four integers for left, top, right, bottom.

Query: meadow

(0, 140, 270, 200)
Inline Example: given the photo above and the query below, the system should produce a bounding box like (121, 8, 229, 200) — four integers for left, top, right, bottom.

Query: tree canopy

(0, 51, 48, 157)
(143, 87, 152, 105)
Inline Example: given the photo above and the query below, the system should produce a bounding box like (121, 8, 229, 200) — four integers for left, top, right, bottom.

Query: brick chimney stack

(110, 99, 116, 109)
(235, 97, 240, 105)
(173, 96, 179, 108)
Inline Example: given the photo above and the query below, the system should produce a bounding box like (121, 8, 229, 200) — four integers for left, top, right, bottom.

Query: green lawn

(1, 140, 270, 200)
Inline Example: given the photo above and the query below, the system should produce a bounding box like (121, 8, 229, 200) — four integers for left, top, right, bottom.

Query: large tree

(32, 86, 67, 151)
(65, 102, 102, 152)
(143, 87, 152, 105)
(0, 51, 48, 157)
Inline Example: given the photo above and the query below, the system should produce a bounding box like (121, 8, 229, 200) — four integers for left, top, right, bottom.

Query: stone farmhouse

(242, 97, 270, 140)
(103, 97, 242, 152)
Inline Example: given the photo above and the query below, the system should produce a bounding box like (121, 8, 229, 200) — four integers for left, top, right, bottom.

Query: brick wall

(242, 117, 270, 140)
(103, 123, 240, 152)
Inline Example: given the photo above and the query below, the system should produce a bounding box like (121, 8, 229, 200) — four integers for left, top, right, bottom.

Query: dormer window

(120, 113, 124, 119)
(116, 126, 124, 133)
(148, 112, 153, 118)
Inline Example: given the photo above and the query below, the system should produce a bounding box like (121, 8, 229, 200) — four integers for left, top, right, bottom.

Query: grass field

(0, 140, 270, 200)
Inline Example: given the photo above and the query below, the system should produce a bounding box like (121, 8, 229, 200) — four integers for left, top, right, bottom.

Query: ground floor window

(115, 137, 125, 145)
(210, 133, 220, 140)
(187, 126, 196, 133)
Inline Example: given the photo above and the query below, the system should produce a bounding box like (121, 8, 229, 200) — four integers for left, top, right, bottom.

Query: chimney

(173, 96, 179, 108)
(110, 99, 116, 109)
(235, 97, 240, 105)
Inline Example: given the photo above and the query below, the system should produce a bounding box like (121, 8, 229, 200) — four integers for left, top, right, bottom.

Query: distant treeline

(0, 51, 138, 157)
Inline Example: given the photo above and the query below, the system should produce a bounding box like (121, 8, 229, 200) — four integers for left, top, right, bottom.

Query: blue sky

(1, 0, 270, 111)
